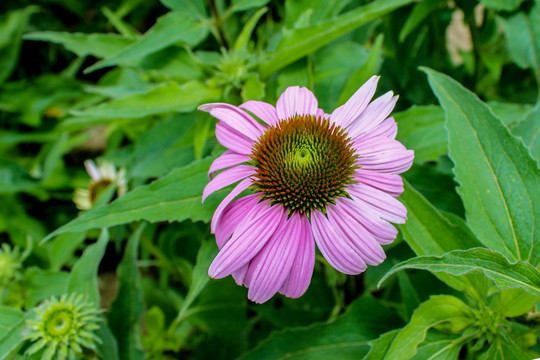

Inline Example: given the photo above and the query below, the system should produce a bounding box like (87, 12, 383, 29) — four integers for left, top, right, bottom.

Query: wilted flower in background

(25, 294, 102, 360)
(73, 160, 126, 210)
(0, 243, 22, 286)
(200, 76, 414, 303)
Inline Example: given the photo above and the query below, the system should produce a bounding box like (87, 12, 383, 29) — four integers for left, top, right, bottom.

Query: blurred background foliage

(0, 0, 539, 359)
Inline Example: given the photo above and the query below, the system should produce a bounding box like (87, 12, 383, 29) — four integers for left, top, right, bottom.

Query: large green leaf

(70, 81, 219, 119)
(239, 296, 399, 360)
(86, 12, 208, 73)
(398, 181, 483, 295)
(258, 0, 414, 77)
(383, 295, 473, 360)
(393, 105, 446, 163)
(23, 32, 134, 58)
(43, 157, 222, 242)
(424, 68, 540, 265)
(380, 248, 540, 297)
(108, 224, 146, 360)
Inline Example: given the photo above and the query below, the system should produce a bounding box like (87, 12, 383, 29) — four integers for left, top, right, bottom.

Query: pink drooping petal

(354, 170, 404, 198)
(355, 137, 414, 174)
(208, 203, 286, 278)
(210, 177, 252, 233)
(199, 103, 266, 141)
(84, 160, 100, 181)
(202, 165, 255, 202)
(337, 197, 398, 245)
(208, 151, 252, 179)
(347, 92, 398, 140)
(232, 264, 249, 286)
(279, 214, 315, 298)
(311, 210, 367, 275)
(215, 122, 255, 155)
(331, 75, 379, 128)
(348, 183, 408, 224)
(247, 215, 303, 303)
(276, 86, 318, 120)
(354, 117, 398, 143)
(240, 100, 279, 127)
(215, 194, 260, 249)
(326, 204, 386, 266)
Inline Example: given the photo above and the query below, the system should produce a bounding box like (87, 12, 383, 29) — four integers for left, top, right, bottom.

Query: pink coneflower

(200, 76, 414, 303)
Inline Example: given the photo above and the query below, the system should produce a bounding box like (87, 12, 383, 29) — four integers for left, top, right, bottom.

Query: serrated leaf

(383, 295, 473, 360)
(424, 68, 540, 265)
(108, 224, 146, 360)
(43, 157, 222, 242)
(71, 81, 220, 119)
(380, 248, 540, 297)
(23, 32, 134, 58)
(86, 12, 208, 73)
(258, 0, 414, 77)
(239, 296, 399, 360)
(394, 105, 446, 163)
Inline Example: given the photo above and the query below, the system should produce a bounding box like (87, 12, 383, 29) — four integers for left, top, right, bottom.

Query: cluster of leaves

(0, 0, 538, 359)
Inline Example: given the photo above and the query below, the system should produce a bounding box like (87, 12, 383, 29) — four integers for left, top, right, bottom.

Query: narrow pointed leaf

(424, 68, 540, 265)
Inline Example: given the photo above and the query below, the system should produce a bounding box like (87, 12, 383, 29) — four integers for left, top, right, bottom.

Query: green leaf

(67, 229, 109, 304)
(480, 0, 525, 12)
(492, 288, 539, 318)
(23, 32, 134, 58)
(336, 34, 384, 106)
(398, 180, 486, 297)
(479, 335, 531, 360)
(0, 307, 23, 336)
(233, 7, 268, 51)
(47, 232, 86, 271)
(0, 6, 38, 84)
(380, 248, 540, 297)
(231, 0, 270, 12)
(108, 224, 146, 360)
(393, 105, 446, 163)
(510, 104, 540, 162)
(410, 331, 466, 360)
(23, 268, 70, 308)
(382, 295, 473, 360)
(364, 330, 399, 360)
(258, 0, 414, 77)
(70, 81, 220, 119)
(174, 239, 218, 324)
(487, 101, 534, 128)
(501, 3, 540, 91)
(239, 296, 399, 360)
(424, 68, 540, 265)
(85, 12, 208, 73)
(160, 0, 208, 19)
(399, 0, 442, 42)
(43, 157, 222, 241)
(0, 309, 35, 360)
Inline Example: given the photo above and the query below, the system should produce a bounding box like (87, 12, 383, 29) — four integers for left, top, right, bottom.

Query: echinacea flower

(200, 76, 414, 303)
(74, 160, 126, 210)
(25, 294, 102, 360)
